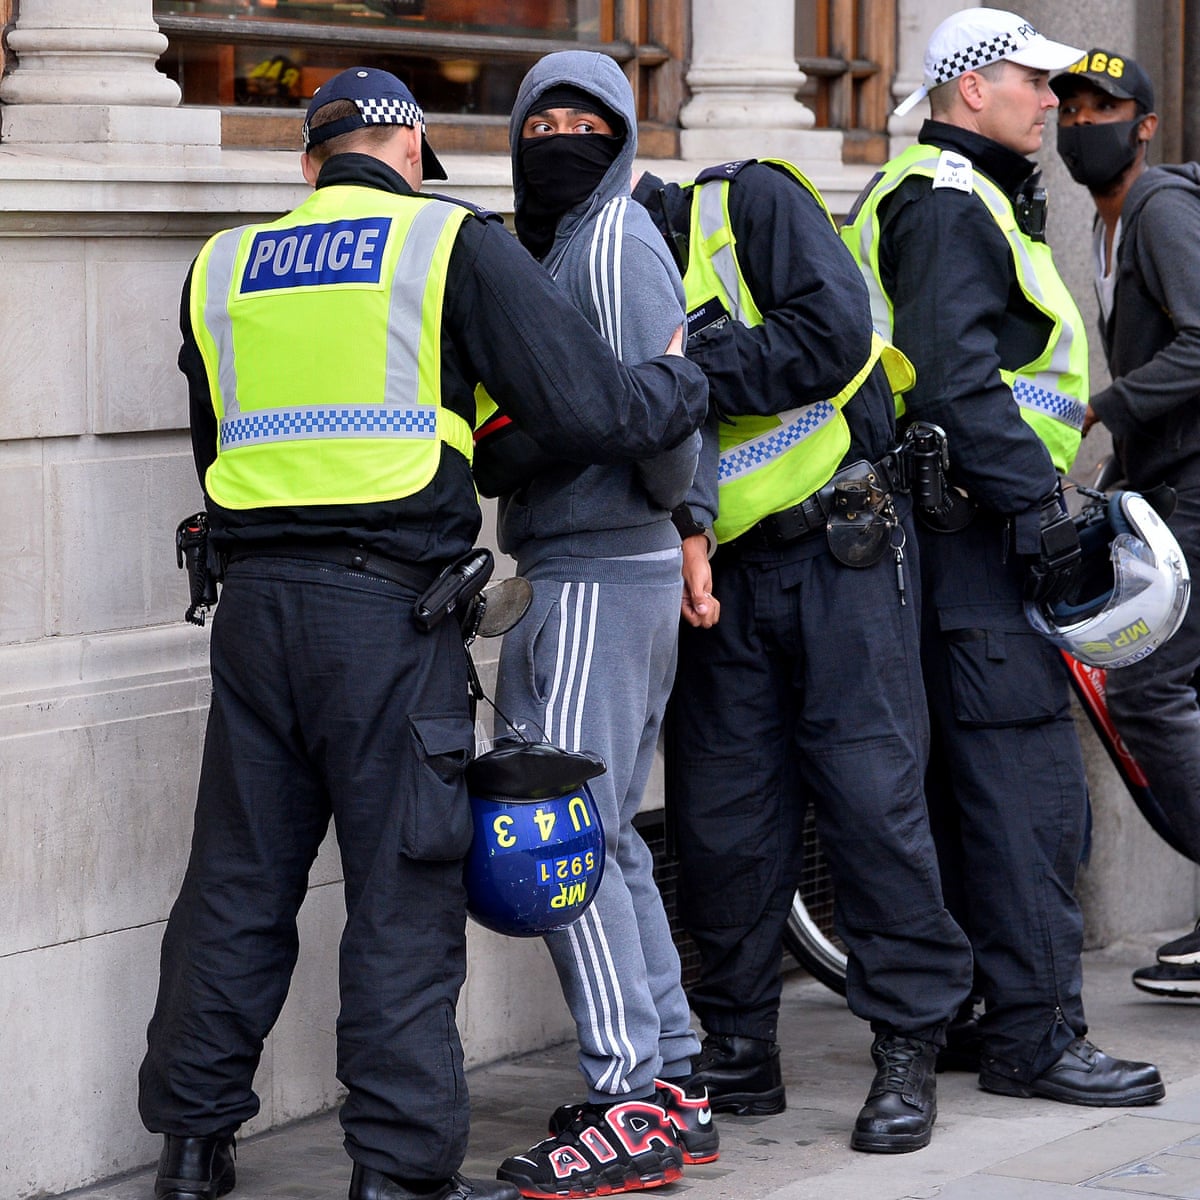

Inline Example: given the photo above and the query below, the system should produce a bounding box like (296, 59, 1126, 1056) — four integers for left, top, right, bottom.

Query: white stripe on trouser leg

(546, 583, 583, 746)
(545, 582, 596, 748)
(544, 580, 636, 1094)
(571, 584, 599, 755)
(569, 905, 637, 1094)
(542, 583, 573, 744)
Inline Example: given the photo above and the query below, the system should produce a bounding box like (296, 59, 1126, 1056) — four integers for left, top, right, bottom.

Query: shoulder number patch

(932, 150, 974, 193)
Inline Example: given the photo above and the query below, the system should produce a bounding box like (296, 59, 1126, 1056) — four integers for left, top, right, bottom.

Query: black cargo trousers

(919, 511, 1091, 1086)
(139, 555, 478, 1181)
(666, 507, 973, 1044)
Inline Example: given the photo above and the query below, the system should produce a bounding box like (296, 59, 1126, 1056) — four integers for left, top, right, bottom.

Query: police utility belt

(735, 456, 899, 569)
(731, 421, 973, 565)
(226, 543, 437, 592)
(175, 522, 495, 635)
(225, 543, 494, 633)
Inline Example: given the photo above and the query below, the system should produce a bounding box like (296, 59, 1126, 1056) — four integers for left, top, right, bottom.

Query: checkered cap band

(931, 32, 1023, 86)
(356, 96, 426, 132)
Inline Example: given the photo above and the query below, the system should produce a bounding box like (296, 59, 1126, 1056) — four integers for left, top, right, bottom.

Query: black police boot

(349, 1164, 519, 1200)
(687, 1034, 786, 1116)
(851, 1034, 938, 1154)
(154, 1134, 236, 1200)
(979, 1038, 1165, 1107)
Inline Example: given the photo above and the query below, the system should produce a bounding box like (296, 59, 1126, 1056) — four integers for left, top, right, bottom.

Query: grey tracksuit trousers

(495, 551, 701, 1102)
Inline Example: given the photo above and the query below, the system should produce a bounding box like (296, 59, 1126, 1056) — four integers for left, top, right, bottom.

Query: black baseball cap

(1051, 49, 1156, 112)
(303, 67, 448, 180)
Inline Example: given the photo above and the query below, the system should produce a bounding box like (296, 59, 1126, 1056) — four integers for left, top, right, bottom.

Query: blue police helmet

(465, 738, 607, 937)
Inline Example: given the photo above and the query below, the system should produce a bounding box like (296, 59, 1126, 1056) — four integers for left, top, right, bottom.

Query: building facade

(1, 2, 1197, 1195)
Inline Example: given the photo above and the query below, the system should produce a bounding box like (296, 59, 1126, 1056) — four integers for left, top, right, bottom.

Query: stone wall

(0, 153, 573, 1199)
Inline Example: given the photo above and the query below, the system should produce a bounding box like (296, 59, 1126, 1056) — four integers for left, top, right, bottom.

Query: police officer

(137, 68, 707, 1200)
(633, 155, 974, 1154)
(842, 8, 1164, 1104)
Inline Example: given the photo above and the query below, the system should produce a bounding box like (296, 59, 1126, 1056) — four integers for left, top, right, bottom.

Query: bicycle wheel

(783, 810, 847, 995)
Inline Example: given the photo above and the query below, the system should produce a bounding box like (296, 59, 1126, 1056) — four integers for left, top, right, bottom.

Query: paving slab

(987, 1117, 1200, 1186)
(57, 934, 1200, 1200)
(1087, 1151, 1200, 1197)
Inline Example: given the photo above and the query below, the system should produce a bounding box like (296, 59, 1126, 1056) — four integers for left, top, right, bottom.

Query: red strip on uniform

(475, 413, 513, 442)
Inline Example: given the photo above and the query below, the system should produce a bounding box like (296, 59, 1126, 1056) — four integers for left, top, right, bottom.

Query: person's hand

(680, 534, 720, 627)
(664, 324, 686, 357)
(1082, 404, 1100, 437)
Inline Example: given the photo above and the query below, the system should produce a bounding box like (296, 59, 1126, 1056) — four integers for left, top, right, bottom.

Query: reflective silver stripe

(204, 200, 460, 440)
(967, 169, 1077, 379)
(845, 204, 895, 338)
(697, 183, 750, 322)
(1011, 377, 1087, 432)
(855, 150, 1082, 425)
(203, 228, 245, 417)
(219, 404, 438, 449)
(383, 200, 458, 410)
(699, 181, 840, 483)
(717, 401, 837, 483)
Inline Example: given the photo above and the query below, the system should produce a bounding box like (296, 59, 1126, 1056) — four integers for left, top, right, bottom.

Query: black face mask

(1057, 117, 1144, 191)
(515, 133, 623, 258)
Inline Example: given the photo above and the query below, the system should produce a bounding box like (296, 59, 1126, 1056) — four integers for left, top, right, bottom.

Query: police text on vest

(240, 217, 392, 293)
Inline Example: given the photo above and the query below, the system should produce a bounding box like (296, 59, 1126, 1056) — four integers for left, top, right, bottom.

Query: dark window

(796, 0, 896, 162)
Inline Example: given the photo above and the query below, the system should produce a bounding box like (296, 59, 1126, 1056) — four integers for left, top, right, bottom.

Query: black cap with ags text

(1051, 49, 1156, 112)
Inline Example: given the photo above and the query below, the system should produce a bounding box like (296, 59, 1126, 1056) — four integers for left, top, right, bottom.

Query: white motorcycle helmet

(1025, 491, 1190, 669)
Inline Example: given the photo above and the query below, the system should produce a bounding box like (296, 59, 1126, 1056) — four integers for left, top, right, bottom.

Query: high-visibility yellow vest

(841, 143, 1088, 474)
(683, 159, 915, 544)
(191, 185, 473, 509)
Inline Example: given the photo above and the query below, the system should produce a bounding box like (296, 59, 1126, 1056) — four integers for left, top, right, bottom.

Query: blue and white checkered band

(717, 401, 837, 483)
(220, 405, 438, 449)
(356, 96, 426, 134)
(931, 32, 1025, 85)
(1011, 379, 1087, 432)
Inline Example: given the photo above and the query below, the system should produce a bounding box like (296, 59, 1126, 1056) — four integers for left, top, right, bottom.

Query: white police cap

(895, 8, 1083, 117)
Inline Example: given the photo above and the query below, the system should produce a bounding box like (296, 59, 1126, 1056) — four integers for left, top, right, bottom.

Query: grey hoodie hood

(495, 50, 696, 566)
(510, 50, 640, 269)
(1123, 160, 1200, 225)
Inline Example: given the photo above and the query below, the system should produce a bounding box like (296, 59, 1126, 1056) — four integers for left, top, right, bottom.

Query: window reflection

(154, 1, 599, 38)
(154, 0, 604, 114)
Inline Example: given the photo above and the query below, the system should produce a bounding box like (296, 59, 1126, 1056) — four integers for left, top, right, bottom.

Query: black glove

(1024, 485, 1082, 606)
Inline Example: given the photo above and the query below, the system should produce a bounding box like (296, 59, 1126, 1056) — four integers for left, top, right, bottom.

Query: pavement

(64, 929, 1200, 1200)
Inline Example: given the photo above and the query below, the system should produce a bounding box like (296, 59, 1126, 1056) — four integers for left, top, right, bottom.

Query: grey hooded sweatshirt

(496, 50, 700, 567)
(1091, 162, 1200, 489)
